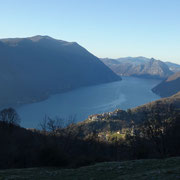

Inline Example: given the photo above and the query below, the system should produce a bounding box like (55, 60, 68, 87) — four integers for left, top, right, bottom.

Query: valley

(1, 1, 180, 179)
(16, 76, 160, 128)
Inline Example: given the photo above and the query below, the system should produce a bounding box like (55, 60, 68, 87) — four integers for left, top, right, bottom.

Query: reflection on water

(17, 77, 161, 128)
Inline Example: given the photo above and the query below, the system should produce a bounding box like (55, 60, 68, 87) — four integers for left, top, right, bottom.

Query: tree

(39, 114, 76, 135)
(0, 108, 21, 126)
(135, 109, 179, 157)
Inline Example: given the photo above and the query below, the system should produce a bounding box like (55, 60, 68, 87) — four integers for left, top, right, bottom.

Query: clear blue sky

(0, 0, 180, 64)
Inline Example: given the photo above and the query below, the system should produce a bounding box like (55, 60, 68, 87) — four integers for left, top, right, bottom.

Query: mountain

(152, 71, 180, 97)
(165, 62, 180, 73)
(101, 57, 173, 79)
(0, 35, 121, 107)
(116, 56, 150, 65)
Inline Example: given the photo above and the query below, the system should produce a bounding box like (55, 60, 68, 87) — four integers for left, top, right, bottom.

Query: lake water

(17, 77, 161, 128)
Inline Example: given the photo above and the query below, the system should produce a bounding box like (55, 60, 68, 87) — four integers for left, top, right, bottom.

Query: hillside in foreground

(1, 157, 180, 180)
(0, 92, 179, 170)
(66, 91, 180, 136)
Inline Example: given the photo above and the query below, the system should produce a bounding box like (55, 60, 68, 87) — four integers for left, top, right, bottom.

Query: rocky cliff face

(0, 35, 121, 107)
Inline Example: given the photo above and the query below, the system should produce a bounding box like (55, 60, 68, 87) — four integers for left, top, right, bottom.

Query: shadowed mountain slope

(0, 35, 121, 107)
(165, 62, 180, 73)
(152, 71, 180, 97)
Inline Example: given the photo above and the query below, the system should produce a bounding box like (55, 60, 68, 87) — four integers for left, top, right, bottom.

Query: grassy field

(0, 157, 180, 180)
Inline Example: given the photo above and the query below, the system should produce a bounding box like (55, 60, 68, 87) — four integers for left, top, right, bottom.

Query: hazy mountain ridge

(0, 35, 121, 107)
(165, 62, 180, 73)
(101, 57, 178, 79)
(152, 71, 180, 97)
(116, 56, 150, 65)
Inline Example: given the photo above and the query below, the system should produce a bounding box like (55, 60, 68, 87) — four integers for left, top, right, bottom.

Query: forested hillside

(0, 92, 179, 169)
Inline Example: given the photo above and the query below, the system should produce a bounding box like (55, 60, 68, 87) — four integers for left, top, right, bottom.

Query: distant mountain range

(152, 71, 180, 97)
(100, 57, 180, 79)
(0, 35, 120, 107)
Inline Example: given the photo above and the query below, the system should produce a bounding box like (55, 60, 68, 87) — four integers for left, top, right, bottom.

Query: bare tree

(0, 108, 21, 126)
(39, 114, 77, 135)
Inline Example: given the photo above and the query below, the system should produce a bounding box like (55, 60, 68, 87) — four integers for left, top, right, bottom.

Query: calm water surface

(17, 77, 161, 128)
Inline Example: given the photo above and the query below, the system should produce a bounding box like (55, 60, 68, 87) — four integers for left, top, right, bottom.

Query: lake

(17, 77, 161, 128)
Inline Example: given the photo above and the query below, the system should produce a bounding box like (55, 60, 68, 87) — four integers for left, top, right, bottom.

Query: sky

(0, 0, 180, 64)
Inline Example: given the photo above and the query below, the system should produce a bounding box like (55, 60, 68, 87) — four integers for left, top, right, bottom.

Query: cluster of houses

(88, 112, 116, 121)
(97, 128, 129, 141)
(88, 109, 125, 121)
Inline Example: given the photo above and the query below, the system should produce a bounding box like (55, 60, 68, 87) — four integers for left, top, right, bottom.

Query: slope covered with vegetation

(67, 91, 180, 136)
(0, 92, 179, 170)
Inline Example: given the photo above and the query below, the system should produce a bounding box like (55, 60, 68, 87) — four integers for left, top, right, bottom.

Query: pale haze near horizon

(0, 0, 179, 64)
